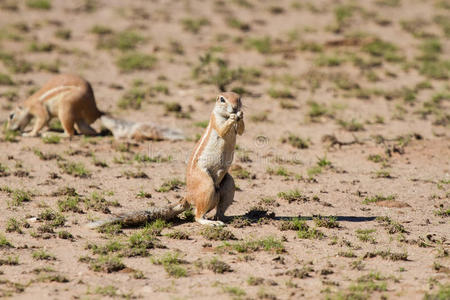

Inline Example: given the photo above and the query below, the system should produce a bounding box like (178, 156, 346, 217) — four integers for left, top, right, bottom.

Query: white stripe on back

(191, 122, 211, 171)
(39, 85, 77, 102)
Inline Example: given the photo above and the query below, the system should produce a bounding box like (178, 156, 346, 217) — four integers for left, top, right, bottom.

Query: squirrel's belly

(197, 135, 234, 183)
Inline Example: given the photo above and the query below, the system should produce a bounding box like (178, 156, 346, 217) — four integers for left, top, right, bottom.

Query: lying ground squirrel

(88, 92, 244, 228)
(7, 74, 184, 140)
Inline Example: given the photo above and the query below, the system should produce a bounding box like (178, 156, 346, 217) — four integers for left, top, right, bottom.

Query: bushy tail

(87, 200, 189, 229)
(100, 115, 184, 141)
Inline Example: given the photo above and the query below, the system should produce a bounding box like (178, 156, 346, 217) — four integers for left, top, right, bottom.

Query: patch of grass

(26, 0, 51, 10)
(314, 216, 339, 228)
(219, 236, 285, 254)
(363, 194, 395, 204)
(222, 285, 246, 297)
(32, 250, 56, 260)
(277, 189, 308, 203)
(337, 119, 364, 131)
(8, 189, 32, 206)
(58, 161, 91, 178)
(55, 28, 71, 40)
(226, 17, 250, 31)
(338, 250, 357, 258)
(0, 256, 19, 266)
(363, 39, 403, 62)
(116, 53, 157, 72)
(316, 54, 345, 67)
(29, 42, 54, 52)
(151, 252, 187, 278)
(356, 229, 376, 243)
(89, 255, 125, 273)
(98, 30, 145, 51)
(38, 208, 66, 227)
(0, 73, 14, 85)
(281, 134, 309, 149)
(201, 227, 236, 241)
(266, 166, 290, 177)
(58, 196, 83, 213)
(376, 216, 407, 234)
(247, 36, 272, 54)
(90, 25, 113, 35)
(165, 230, 189, 240)
(6, 218, 22, 233)
(181, 18, 210, 34)
(84, 192, 119, 214)
(424, 283, 450, 300)
(42, 135, 60, 144)
(268, 87, 294, 99)
(207, 257, 232, 273)
(156, 179, 184, 192)
(364, 249, 408, 261)
(297, 221, 325, 239)
(0, 234, 13, 248)
(57, 231, 73, 240)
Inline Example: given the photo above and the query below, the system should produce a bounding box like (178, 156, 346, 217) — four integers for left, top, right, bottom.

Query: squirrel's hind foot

(196, 218, 225, 227)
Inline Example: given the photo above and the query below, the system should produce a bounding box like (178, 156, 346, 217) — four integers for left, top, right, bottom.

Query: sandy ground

(0, 0, 449, 299)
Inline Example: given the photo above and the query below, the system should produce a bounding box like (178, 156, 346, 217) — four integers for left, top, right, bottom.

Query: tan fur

(8, 74, 185, 141)
(7, 74, 102, 137)
(87, 92, 244, 229)
(186, 92, 244, 225)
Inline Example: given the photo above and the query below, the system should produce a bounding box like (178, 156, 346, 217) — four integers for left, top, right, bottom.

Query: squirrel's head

(214, 92, 242, 118)
(7, 105, 31, 131)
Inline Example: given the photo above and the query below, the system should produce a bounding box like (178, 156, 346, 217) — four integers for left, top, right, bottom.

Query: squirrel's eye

(9, 113, 14, 120)
(220, 96, 225, 103)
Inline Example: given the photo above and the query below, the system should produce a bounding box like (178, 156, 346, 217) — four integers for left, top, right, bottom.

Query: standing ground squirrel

(7, 74, 184, 140)
(87, 92, 244, 228)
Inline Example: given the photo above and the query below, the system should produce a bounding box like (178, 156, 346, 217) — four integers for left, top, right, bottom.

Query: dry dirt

(0, 0, 449, 299)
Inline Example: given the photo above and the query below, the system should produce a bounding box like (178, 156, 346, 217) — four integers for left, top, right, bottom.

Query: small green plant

(0, 73, 14, 85)
(201, 227, 236, 241)
(277, 189, 307, 203)
(219, 236, 285, 254)
(58, 196, 82, 213)
(156, 179, 185, 192)
(423, 283, 450, 300)
(26, 0, 51, 10)
(32, 250, 56, 260)
(181, 18, 210, 34)
(151, 252, 187, 278)
(268, 87, 294, 99)
(364, 249, 408, 261)
(116, 53, 157, 72)
(356, 229, 376, 243)
(314, 216, 339, 228)
(55, 28, 71, 40)
(6, 218, 22, 233)
(207, 257, 232, 273)
(338, 119, 364, 131)
(247, 36, 272, 54)
(0, 234, 13, 248)
(281, 134, 309, 149)
(58, 161, 91, 178)
(9, 189, 32, 206)
(42, 134, 60, 144)
(363, 194, 395, 204)
(89, 255, 125, 273)
(98, 30, 145, 51)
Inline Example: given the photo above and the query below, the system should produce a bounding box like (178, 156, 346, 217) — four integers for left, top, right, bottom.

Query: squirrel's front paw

(22, 132, 38, 137)
(236, 111, 243, 120)
(228, 113, 237, 121)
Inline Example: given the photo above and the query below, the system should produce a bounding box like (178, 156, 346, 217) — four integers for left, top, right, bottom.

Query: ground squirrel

(87, 92, 244, 228)
(7, 74, 184, 140)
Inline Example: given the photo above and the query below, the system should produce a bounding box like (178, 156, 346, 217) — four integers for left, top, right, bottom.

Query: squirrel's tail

(87, 200, 190, 229)
(100, 115, 184, 141)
